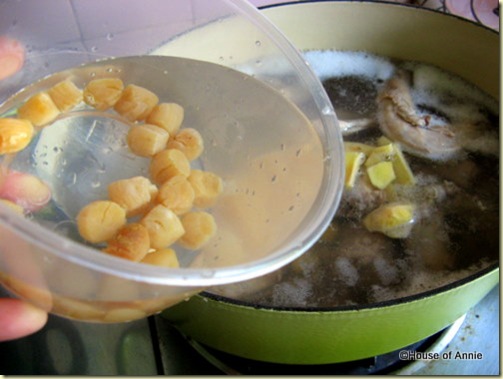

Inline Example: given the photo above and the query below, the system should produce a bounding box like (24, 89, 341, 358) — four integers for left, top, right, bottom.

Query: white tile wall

(65, 0, 301, 55)
(0, 0, 80, 45)
(0, 0, 300, 49)
(69, 0, 194, 40)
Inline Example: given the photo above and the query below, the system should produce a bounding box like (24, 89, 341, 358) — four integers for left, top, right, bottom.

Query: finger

(0, 36, 25, 80)
(0, 298, 48, 342)
(0, 170, 52, 212)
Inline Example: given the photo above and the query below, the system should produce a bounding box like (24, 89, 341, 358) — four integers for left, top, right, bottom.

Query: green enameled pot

(161, 1, 499, 365)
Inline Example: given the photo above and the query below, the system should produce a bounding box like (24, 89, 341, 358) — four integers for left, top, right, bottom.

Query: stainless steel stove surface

(0, 284, 498, 375)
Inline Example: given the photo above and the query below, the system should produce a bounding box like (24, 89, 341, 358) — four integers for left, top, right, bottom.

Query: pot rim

(200, 263, 499, 312)
(260, 0, 499, 36)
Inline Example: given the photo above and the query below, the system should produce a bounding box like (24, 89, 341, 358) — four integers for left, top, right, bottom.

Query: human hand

(0, 298, 48, 342)
(0, 35, 49, 342)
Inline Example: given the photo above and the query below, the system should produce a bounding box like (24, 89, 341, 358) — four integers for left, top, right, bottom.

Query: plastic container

(0, 0, 344, 322)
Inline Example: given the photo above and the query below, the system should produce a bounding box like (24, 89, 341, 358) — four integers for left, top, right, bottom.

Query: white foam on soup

(406, 62, 499, 115)
(304, 50, 395, 82)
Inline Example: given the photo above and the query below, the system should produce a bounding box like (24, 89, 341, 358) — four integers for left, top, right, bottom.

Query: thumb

(0, 36, 25, 80)
(0, 297, 48, 341)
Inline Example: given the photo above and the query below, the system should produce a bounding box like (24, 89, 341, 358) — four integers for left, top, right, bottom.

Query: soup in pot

(209, 50, 499, 308)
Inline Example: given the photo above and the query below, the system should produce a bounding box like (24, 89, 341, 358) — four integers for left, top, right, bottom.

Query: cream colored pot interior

(262, 2, 498, 98)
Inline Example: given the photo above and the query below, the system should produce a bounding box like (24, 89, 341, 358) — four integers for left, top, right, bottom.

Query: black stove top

(0, 284, 498, 375)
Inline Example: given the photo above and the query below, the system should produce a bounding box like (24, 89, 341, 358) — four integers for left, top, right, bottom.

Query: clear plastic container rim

(0, 0, 345, 287)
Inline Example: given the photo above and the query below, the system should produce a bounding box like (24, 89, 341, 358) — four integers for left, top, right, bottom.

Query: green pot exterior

(162, 269, 498, 364)
(162, 1, 500, 365)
